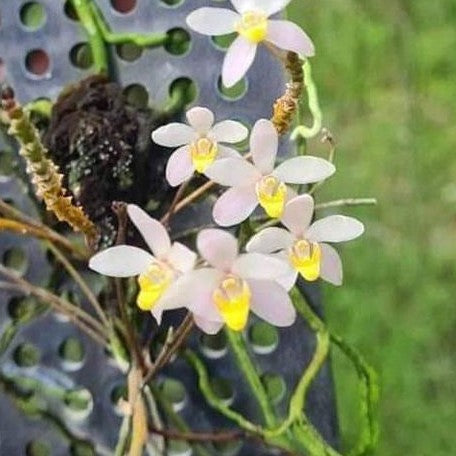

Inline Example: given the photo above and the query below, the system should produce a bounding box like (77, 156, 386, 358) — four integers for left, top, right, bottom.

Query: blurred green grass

(289, 0, 456, 454)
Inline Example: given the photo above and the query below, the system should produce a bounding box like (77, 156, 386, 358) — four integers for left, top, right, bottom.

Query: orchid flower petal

(158, 269, 222, 321)
(127, 205, 171, 257)
(205, 158, 260, 187)
(306, 215, 365, 243)
(320, 243, 343, 286)
(194, 315, 224, 335)
(186, 8, 239, 35)
(281, 194, 315, 236)
(246, 227, 294, 254)
(266, 20, 315, 56)
(211, 120, 248, 144)
(89, 246, 153, 277)
(212, 184, 258, 226)
(167, 242, 197, 273)
(251, 119, 278, 174)
(186, 107, 214, 134)
(197, 229, 238, 271)
(273, 156, 336, 184)
(217, 145, 242, 159)
(230, 0, 291, 16)
(249, 279, 296, 326)
(152, 123, 195, 147)
(165, 145, 193, 187)
(232, 253, 288, 280)
(222, 36, 257, 88)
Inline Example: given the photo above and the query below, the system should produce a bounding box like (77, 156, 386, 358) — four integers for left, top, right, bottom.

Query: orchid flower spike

(187, 0, 315, 87)
(89, 205, 197, 323)
(159, 229, 296, 334)
(152, 107, 248, 187)
(205, 119, 335, 226)
(247, 195, 365, 287)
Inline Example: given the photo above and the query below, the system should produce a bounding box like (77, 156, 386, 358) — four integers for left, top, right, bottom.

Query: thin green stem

(225, 329, 277, 427)
(184, 349, 261, 435)
(89, 2, 169, 47)
(71, 0, 109, 74)
(330, 333, 379, 456)
(291, 60, 323, 141)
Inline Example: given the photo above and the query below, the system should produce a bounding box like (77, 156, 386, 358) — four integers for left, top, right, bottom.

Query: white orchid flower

(159, 229, 296, 334)
(152, 106, 248, 187)
(247, 195, 365, 287)
(205, 119, 335, 226)
(89, 205, 197, 323)
(187, 0, 315, 87)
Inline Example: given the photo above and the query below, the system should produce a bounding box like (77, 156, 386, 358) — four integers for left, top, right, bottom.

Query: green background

(289, 0, 456, 454)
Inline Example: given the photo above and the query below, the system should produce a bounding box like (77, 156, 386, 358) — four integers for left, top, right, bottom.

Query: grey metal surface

(0, 1, 338, 454)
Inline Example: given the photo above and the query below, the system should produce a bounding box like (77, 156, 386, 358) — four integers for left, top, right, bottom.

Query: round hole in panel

(2, 247, 28, 276)
(111, 0, 137, 14)
(25, 49, 51, 77)
(70, 43, 93, 69)
(64, 388, 94, 420)
(200, 331, 228, 359)
(165, 28, 191, 56)
(59, 336, 85, 370)
(168, 440, 192, 456)
(20, 2, 46, 30)
(210, 377, 234, 407)
(7, 296, 37, 321)
(64, 0, 79, 21)
(248, 321, 279, 355)
(262, 372, 287, 405)
(70, 440, 96, 456)
(160, 378, 187, 412)
(211, 33, 237, 50)
(160, 0, 184, 8)
(123, 83, 149, 109)
(116, 43, 143, 62)
(217, 75, 248, 101)
(13, 343, 40, 367)
(26, 440, 51, 456)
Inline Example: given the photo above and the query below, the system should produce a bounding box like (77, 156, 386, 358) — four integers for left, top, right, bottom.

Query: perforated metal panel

(0, 1, 338, 455)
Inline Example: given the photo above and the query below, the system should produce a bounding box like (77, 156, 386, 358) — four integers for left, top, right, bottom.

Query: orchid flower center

(137, 262, 173, 311)
(190, 137, 218, 173)
(255, 175, 287, 218)
(212, 275, 251, 331)
(288, 239, 322, 282)
(235, 11, 268, 44)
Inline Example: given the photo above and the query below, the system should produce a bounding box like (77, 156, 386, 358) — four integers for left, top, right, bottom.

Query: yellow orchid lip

(213, 275, 251, 331)
(256, 175, 288, 218)
(136, 262, 173, 311)
(235, 11, 268, 44)
(289, 239, 322, 282)
(190, 137, 218, 173)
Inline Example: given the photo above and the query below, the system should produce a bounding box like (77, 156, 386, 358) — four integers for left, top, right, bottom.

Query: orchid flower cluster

(89, 0, 365, 335)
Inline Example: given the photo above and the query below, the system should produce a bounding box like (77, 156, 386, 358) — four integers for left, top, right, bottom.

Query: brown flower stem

(315, 198, 378, 210)
(142, 313, 194, 386)
(0, 199, 89, 260)
(0, 265, 108, 346)
(171, 180, 215, 216)
(148, 426, 244, 443)
(46, 241, 109, 328)
(160, 179, 191, 227)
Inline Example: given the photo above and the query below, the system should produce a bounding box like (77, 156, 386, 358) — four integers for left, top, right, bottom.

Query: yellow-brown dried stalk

(271, 51, 304, 136)
(0, 88, 97, 243)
